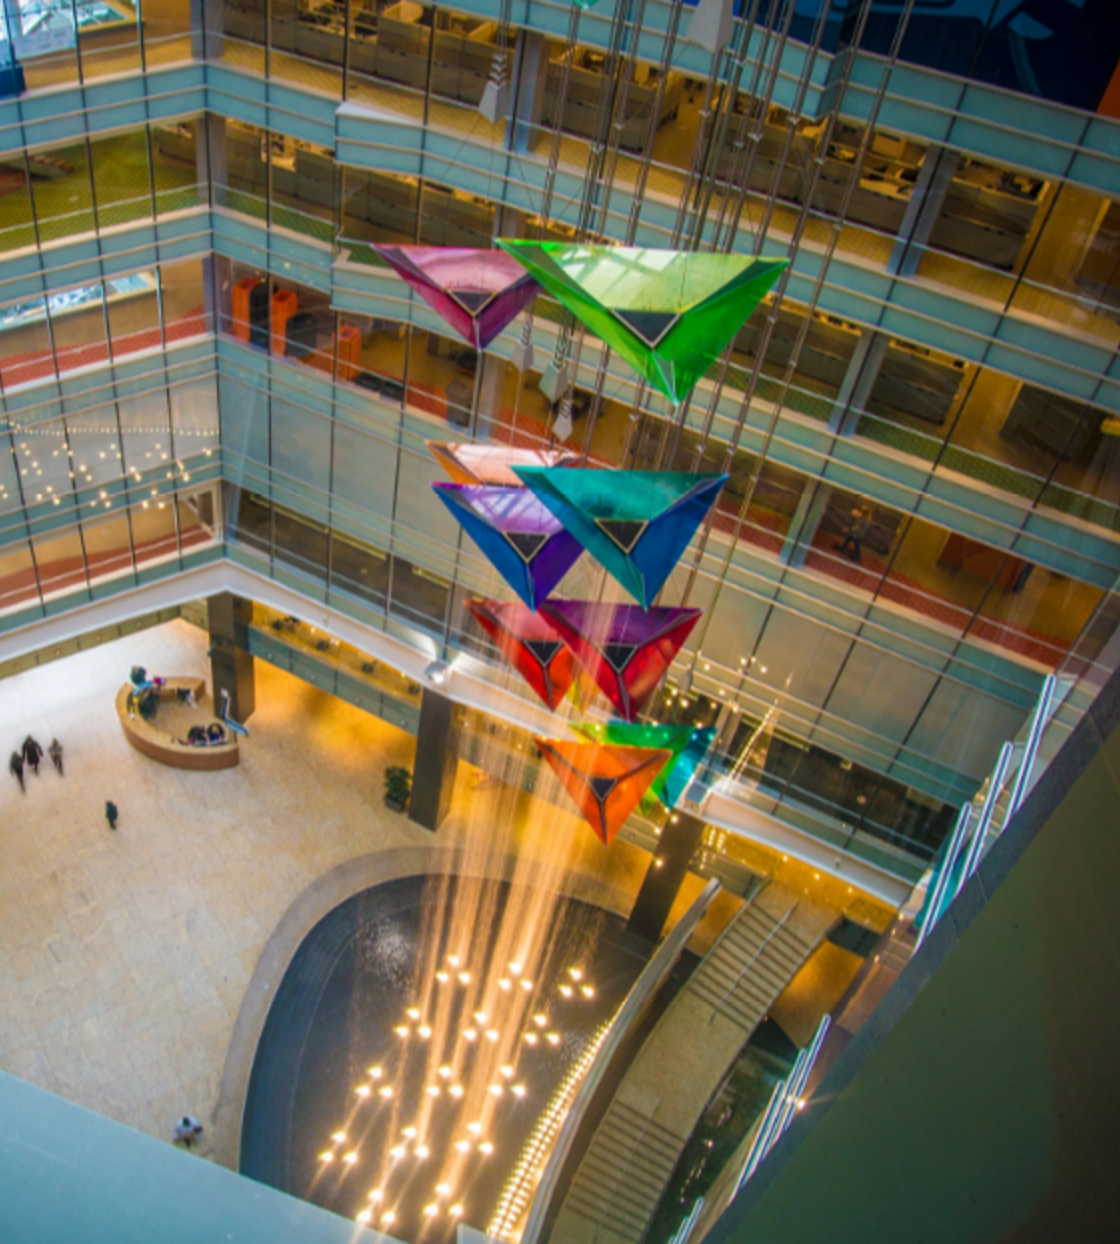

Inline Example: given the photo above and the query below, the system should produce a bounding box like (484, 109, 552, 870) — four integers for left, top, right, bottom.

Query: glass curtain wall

(0, 120, 202, 256)
(7, 0, 193, 93)
(211, 261, 1111, 674)
(0, 262, 208, 395)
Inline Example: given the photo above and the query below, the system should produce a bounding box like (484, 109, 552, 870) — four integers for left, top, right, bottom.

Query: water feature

(242, 875, 649, 1242)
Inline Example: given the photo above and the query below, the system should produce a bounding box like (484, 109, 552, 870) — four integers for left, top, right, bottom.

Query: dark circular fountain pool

(241, 874, 650, 1242)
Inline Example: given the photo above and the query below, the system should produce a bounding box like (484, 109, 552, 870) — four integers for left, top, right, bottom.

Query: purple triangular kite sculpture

(433, 484, 583, 610)
(375, 246, 540, 349)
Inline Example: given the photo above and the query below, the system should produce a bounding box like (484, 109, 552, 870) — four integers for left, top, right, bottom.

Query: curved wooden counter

(116, 677, 240, 771)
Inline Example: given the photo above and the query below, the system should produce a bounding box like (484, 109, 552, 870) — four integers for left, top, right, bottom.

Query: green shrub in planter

(384, 766, 412, 811)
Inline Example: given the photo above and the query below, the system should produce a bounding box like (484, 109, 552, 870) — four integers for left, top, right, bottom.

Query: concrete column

(472, 353, 508, 440)
(207, 593, 256, 723)
(509, 30, 549, 156)
(189, 0, 209, 60)
(409, 687, 461, 832)
(202, 114, 227, 202)
(626, 811, 707, 943)
(828, 329, 889, 436)
(887, 146, 959, 278)
(781, 481, 833, 568)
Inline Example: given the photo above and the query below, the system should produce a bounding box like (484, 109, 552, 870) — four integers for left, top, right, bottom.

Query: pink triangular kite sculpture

(375, 246, 540, 349)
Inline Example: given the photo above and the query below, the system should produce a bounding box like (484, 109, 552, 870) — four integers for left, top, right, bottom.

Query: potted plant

(384, 766, 412, 812)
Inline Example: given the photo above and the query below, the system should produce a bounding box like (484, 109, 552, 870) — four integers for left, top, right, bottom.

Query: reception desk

(116, 678, 240, 771)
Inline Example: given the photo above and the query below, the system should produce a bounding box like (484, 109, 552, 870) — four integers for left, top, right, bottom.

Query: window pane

(0, 296, 56, 390)
(118, 391, 171, 479)
(107, 270, 160, 360)
(0, 159, 37, 253)
(32, 528, 87, 601)
(330, 532, 389, 607)
(76, 0, 141, 81)
(177, 488, 218, 555)
(271, 399, 331, 496)
(151, 120, 201, 214)
(90, 130, 152, 230)
(131, 497, 179, 566)
(142, 0, 194, 61)
(390, 555, 448, 631)
(273, 505, 328, 582)
(82, 512, 134, 586)
(30, 141, 94, 243)
(0, 540, 38, 615)
(170, 376, 220, 460)
(418, 179, 494, 247)
(50, 282, 108, 375)
(161, 256, 208, 343)
(67, 407, 123, 489)
(225, 122, 268, 219)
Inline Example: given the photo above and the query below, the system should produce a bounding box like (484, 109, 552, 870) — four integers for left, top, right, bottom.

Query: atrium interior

(2, 0, 1120, 1240)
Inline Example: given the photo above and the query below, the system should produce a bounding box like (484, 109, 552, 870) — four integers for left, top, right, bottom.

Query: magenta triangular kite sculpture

(374, 246, 540, 349)
(539, 601, 701, 722)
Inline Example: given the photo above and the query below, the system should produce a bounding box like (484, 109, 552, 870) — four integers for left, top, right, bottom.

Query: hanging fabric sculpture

(573, 723, 716, 813)
(466, 599, 577, 711)
(498, 243, 787, 404)
(427, 442, 578, 487)
(539, 601, 701, 722)
(433, 484, 583, 610)
(375, 246, 540, 350)
(535, 740, 672, 844)
(515, 467, 727, 609)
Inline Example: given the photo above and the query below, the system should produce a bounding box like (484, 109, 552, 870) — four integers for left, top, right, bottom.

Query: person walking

(22, 736, 43, 776)
(173, 1116, 204, 1149)
(9, 751, 24, 793)
(833, 503, 873, 565)
(48, 739, 63, 775)
(105, 801, 119, 830)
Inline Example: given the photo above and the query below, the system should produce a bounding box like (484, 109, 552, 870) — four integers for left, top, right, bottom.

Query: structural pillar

(509, 30, 549, 156)
(828, 329, 890, 436)
(409, 687, 461, 832)
(626, 811, 708, 943)
(887, 146, 959, 278)
(473, 352, 508, 441)
(207, 593, 256, 723)
(781, 480, 833, 568)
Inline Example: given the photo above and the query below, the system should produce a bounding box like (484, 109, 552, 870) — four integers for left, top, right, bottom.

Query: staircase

(541, 889, 832, 1244)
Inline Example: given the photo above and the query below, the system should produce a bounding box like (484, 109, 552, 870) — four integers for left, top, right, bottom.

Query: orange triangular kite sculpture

(535, 740, 672, 844)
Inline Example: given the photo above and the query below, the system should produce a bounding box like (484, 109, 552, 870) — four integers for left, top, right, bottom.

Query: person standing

(105, 801, 119, 830)
(48, 739, 63, 775)
(9, 751, 24, 793)
(22, 736, 43, 776)
(833, 503, 873, 565)
(173, 1116, 203, 1148)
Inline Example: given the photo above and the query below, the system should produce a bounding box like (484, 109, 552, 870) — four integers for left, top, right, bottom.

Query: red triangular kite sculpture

(466, 599, 576, 712)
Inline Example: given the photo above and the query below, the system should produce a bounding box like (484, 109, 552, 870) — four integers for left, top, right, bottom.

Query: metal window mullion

(23, 150, 44, 252)
(70, 0, 84, 85)
(341, 0, 351, 98)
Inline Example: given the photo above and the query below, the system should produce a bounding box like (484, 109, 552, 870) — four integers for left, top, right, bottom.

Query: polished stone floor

(0, 618, 658, 1157)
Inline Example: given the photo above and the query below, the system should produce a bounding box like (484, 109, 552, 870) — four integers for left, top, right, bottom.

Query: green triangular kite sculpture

(573, 722, 703, 814)
(513, 467, 727, 608)
(497, 243, 787, 404)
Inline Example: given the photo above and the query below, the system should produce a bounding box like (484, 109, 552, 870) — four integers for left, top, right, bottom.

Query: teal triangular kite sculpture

(497, 243, 787, 404)
(513, 468, 728, 608)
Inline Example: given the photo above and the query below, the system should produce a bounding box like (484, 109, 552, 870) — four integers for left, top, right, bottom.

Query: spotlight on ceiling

(424, 659, 450, 687)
